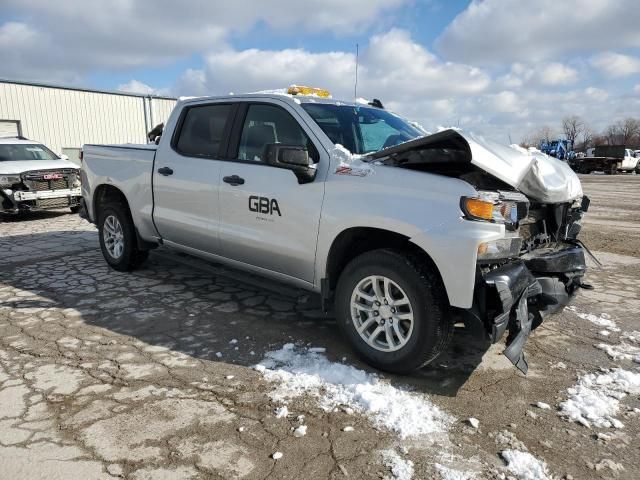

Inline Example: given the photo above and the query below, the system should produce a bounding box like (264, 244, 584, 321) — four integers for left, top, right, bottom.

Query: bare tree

(519, 134, 535, 148)
(562, 115, 584, 146)
(618, 118, 640, 145)
(605, 124, 619, 145)
(604, 118, 640, 146)
(580, 126, 594, 150)
(528, 125, 555, 146)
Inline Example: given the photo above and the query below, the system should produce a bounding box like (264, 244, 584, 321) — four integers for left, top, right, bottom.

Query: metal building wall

(148, 98, 176, 129)
(0, 80, 177, 157)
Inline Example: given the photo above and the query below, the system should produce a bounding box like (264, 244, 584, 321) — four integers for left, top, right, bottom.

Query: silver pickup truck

(81, 92, 590, 374)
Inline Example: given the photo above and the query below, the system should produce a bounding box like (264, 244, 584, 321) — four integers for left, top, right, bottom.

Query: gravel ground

(0, 175, 638, 479)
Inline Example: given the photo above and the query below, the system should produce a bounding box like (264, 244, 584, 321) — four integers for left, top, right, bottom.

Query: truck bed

(81, 143, 158, 240)
(569, 156, 618, 174)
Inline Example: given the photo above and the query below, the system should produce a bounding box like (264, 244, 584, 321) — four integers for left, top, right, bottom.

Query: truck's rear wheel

(335, 249, 453, 374)
(98, 203, 149, 271)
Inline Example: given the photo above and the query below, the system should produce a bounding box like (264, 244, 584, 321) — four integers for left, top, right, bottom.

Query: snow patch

(559, 368, 640, 428)
(565, 306, 619, 331)
(621, 331, 640, 343)
(435, 464, 475, 480)
(255, 344, 451, 439)
(595, 342, 640, 363)
(381, 449, 414, 480)
(535, 402, 551, 410)
(274, 406, 289, 418)
(331, 144, 374, 176)
(293, 425, 307, 437)
(501, 450, 551, 480)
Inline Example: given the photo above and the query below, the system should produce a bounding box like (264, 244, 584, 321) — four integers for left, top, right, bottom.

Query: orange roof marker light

(287, 85, 331, 98)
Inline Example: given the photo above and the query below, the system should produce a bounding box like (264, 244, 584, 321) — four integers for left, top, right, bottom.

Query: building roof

(0, 78, 177, 101)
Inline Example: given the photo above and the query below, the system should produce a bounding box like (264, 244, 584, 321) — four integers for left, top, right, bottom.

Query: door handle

(157, 167, 173, 176)
(223, 175, 245, 186)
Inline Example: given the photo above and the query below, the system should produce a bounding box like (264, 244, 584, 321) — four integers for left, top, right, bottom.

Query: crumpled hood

(0, 159, 79, 175)
(371, 129, 582, 204)
(462, 130, 582, 203)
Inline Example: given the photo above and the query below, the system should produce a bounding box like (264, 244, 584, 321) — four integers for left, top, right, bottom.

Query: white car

(0, 137, 82, 214)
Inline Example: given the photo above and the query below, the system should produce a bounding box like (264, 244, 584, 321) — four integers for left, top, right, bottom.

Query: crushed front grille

(23, 170, 74, 191)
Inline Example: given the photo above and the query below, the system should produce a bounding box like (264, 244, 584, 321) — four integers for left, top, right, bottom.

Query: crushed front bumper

(465, 244, 586, 373)
(1, 187, 82, 213)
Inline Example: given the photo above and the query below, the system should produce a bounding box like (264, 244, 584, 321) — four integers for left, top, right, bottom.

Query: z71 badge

(335, 165, 368, 177)
(249, 195, 282, 216)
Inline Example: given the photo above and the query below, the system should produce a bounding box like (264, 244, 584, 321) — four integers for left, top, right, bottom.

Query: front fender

(315, 165, 504, 308)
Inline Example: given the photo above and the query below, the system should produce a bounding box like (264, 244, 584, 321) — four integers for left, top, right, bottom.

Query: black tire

(70, 205, 81, 214)
(97, 202, 149, 271)
(334, 249, 453, 374)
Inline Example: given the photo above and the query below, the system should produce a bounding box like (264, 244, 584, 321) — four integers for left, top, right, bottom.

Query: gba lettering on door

(249, 195, 281, 221)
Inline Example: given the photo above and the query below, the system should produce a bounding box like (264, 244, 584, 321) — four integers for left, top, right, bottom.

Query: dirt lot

(1, 175, 639, 480)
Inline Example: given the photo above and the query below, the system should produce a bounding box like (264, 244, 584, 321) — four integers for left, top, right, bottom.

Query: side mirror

(264, 144, 317, 184)
(60, 154, 69, 161)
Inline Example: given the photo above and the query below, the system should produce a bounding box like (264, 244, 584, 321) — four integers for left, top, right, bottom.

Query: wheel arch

(93, 184, 157, 251)
(322, 226, 449, 309)
(93, 184, 129, 218)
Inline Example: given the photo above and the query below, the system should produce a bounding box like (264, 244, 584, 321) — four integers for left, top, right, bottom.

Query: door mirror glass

(264, 144, 316, 183)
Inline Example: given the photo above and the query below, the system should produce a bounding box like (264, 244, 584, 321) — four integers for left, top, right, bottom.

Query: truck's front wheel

(98, 203, 149, 271)
(335, 249, 453, 374)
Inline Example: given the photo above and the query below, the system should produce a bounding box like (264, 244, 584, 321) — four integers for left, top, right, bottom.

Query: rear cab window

(174, 104, 232, 158)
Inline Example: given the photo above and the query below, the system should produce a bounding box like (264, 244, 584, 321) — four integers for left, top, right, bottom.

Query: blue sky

(1, 0, 639, 142)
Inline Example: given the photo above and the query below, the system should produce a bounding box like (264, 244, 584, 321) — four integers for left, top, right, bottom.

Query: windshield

(0, 144, 59, 162)
(301, 104, 422, 154)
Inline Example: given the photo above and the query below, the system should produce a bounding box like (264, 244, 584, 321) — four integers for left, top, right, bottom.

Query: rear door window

(175, 104, 232, 158)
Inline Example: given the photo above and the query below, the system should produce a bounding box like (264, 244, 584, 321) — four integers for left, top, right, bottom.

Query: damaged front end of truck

(370, 129, 592, 373)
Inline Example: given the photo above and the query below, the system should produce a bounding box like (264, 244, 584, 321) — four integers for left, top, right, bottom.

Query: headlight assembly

(460, 191, 529, 228)
(477, 236, 523, 261)
(0, 175, 21, 187)
(70, 173, 82, 188)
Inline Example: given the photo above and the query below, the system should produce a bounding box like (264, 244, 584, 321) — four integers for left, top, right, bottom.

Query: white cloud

(487, 91, 527, 114)
(0, 21, 82, 83)
(498, 62, 579, 88)
(179, 47, 356, 98)
(117, 80, 159, 95)
(538, 63, 579, 86)
(590, 52, 640, 77)
(360, 30, 490, 99)
(178, 29, 491, 103)
(0, 21, 38, 47)
(437, 0, 640, 64)
(0, 0, 409, 82)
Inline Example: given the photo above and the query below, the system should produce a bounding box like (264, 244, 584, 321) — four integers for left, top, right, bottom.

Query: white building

(0, 79, 176, 164)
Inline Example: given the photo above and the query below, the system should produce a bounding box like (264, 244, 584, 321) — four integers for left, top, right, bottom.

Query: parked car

(81, 89, 589, 375)
(0, 137, 82, 214)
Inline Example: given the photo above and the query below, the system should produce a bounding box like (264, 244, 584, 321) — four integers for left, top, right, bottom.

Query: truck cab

(81, 89, 589, 375)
